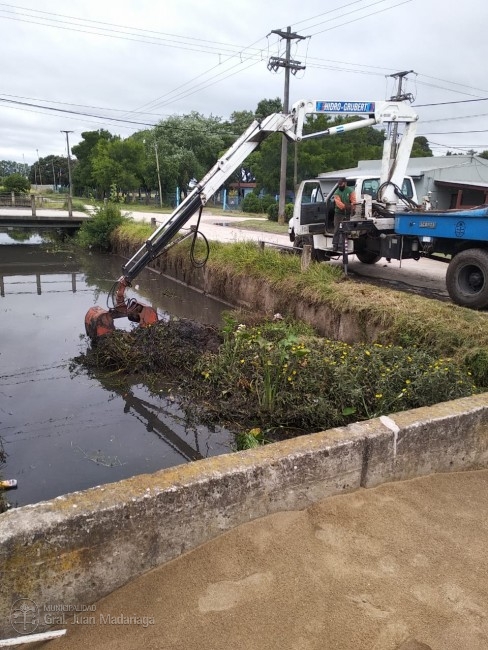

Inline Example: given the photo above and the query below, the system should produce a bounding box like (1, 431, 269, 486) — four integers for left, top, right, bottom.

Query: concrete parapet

(1, 393, 488, 638)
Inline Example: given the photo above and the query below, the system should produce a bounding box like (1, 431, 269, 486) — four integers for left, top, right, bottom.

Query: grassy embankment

(77, 218, 488, 446)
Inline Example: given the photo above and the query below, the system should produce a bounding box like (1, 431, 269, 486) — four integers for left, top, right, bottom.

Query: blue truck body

(395, 206, 488, 242)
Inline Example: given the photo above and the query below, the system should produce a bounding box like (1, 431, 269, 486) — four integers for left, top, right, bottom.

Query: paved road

(34, 469, 488, 650)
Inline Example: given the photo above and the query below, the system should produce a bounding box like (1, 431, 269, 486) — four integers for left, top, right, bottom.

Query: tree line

(1, 98, 435, 198)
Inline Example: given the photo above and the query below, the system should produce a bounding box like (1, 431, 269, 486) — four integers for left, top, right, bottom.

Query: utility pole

(389, 70, 414, 159)
(268, 27, 306, 224)
(52, 159, 57, 191)
(36, 149, 42, 186)
(154, 140, 163, 209)
(61, 130, 74, 198)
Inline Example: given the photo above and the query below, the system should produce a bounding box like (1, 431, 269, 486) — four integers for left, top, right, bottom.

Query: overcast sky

(1, 0, 487, 165)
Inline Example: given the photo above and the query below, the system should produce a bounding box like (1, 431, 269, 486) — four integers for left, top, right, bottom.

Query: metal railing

(0, 194, 73, 216)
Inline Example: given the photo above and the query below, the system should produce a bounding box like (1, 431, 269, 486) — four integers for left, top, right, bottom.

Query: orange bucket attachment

(85, 306, 116, 340)
(85, 303, 159, 340)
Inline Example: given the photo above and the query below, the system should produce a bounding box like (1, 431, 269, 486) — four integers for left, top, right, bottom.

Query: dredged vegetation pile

(76, 313, 481, 447)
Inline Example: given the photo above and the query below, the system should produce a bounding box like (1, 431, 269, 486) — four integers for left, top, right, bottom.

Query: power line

(0, 97, 157, 126)
(306, 0, 413, 36)
(3, 2, 485, 111)
(0, 1, 422, 117)
(414, 97, 488, 108)
(0, 5, 265, 58)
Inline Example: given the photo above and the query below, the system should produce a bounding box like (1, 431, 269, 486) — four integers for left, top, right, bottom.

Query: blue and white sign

(315, 101, 375, 114)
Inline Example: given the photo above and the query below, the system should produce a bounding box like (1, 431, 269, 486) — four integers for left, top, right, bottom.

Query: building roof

(318, 155, 488, 181)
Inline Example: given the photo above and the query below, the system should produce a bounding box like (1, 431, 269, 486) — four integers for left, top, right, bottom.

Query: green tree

(255, 98, 283, 119)
(72, 129, 115, 196)
(3, 173, 30, 193)
(149, 112, 228, 193)
(411, 136, 433, 158)
(29, 155, 71, 187)
(91, 136, 145, 197)
(0, 160, 29, 177)
(227, 109, 255, 136)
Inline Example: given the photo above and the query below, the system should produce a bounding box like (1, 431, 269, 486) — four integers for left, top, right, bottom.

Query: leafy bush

(267, 202, 293, 222)
(241, 191, 278, 214)
(267, 203, 278, 221)
(75, 202, 126, 251)
(241, 191, 262, 213)
(3, 173, 30, 194)
(261, 194, 277, 212)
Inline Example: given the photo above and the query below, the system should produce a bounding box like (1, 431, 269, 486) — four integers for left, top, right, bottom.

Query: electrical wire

(189, 207, 210, 268)
(3, 2, 488, 155)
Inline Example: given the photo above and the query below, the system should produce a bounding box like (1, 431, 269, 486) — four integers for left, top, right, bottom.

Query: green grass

(112, 224, 488, 380)
(218, 219, 288, 234)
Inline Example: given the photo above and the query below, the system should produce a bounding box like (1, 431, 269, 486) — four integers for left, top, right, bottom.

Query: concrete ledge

(1, 393, 488, 638)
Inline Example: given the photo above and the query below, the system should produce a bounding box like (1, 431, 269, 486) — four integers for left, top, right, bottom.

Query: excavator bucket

(85, 306, 116, 340)
(85, 303, 159, 340)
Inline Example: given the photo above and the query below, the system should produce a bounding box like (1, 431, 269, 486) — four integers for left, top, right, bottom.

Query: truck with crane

(85, 97, 488, 340)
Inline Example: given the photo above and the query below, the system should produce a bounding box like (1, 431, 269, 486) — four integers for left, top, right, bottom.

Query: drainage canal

(0, 233, 233, 508)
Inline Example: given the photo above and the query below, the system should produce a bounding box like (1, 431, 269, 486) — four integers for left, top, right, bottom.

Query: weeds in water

(235, 427, 267, 451)
(196, 319, 479, 440)
(75, 315, 482, 445)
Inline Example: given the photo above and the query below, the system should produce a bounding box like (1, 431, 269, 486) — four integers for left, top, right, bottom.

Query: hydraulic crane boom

(85, 98, 418, 339)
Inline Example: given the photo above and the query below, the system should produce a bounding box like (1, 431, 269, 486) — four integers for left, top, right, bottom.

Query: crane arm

(85, 97, 418, 339)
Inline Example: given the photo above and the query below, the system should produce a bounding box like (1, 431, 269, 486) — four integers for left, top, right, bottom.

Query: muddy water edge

(0, 234, 233, 509)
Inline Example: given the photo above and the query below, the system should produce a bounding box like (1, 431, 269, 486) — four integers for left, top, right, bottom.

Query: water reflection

(0, 235, 232, 507)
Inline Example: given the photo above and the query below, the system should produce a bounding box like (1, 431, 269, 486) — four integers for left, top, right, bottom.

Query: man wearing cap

(332, 178, 356, 249)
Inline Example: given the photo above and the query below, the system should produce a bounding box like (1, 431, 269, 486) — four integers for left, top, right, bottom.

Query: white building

(317, 155, 488, 210)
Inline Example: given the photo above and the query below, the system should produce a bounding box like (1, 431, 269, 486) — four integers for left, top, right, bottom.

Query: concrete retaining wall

(2, 393, 488, 638)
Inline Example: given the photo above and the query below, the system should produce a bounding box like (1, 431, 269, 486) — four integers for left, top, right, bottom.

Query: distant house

(317, 155, 488, 210)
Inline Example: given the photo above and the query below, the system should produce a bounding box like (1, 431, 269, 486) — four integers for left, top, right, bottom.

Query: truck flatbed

(395, 205, 488, 241)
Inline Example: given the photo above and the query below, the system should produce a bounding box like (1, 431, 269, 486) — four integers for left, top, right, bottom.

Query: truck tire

(355, 250, 381, 265)
(292, 235, 310, 252)
(446, 248, 488, 309)
(293, 235, 332, 262)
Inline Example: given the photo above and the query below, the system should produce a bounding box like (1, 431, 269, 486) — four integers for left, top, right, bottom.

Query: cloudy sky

(1, 0, 487, 165)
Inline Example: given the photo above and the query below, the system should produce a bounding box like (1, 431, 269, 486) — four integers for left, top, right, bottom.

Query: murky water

(0, 233, 233, 508)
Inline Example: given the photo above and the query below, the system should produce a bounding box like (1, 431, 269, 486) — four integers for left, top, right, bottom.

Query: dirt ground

(29, 469, 488, 650)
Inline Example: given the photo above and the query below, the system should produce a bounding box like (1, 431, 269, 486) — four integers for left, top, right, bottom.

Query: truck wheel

(293, 236, 309, 251)
(355, 250, 381, 265)
(446, 249, 488, 309)
(293, 236, 330, 262)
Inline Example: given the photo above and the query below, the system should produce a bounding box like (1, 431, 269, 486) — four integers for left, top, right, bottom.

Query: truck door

(297, 181, 327, 231)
